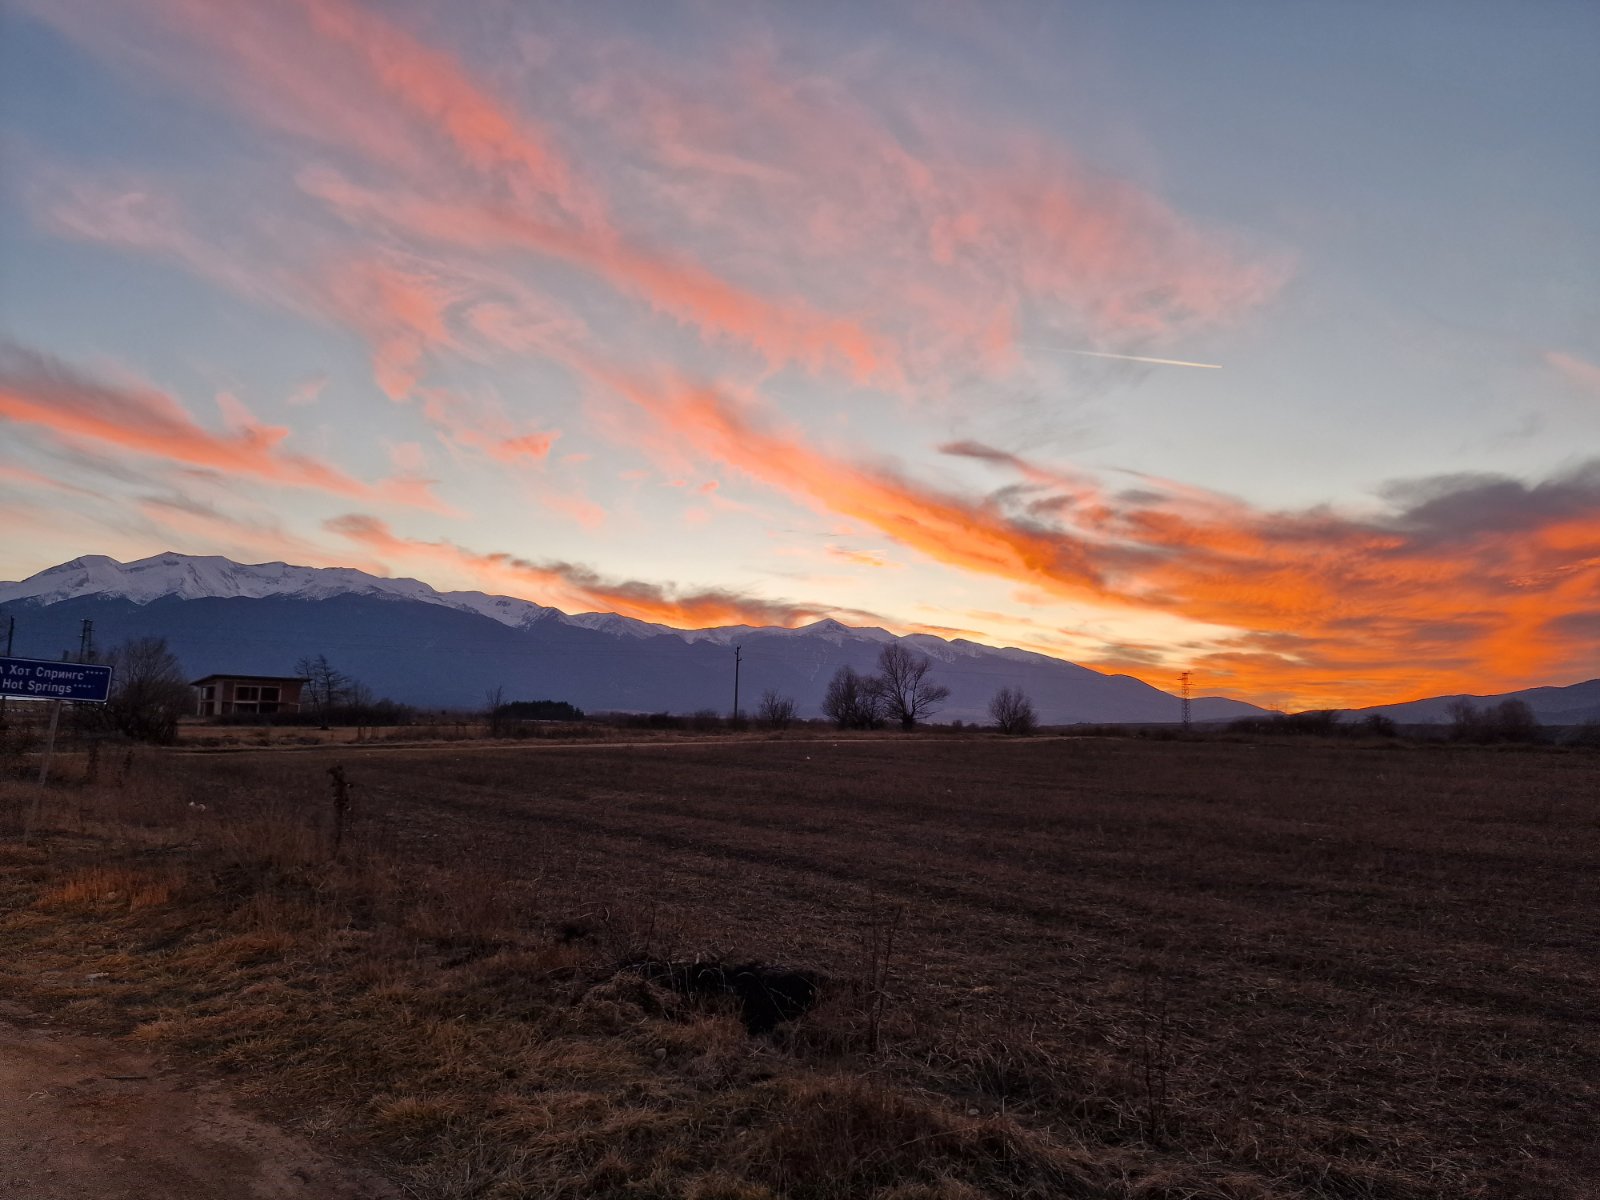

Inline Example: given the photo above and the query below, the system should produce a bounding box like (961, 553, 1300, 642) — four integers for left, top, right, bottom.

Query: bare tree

(822, 666, 885, 730)
(989, 686, 1038, 735)
(757, 689, 797, 730)
(485, 684, 508, 738)
(875, 643, 950, 731)
(346, 681, 377, 740)
(104, 637, 192, 744)
(295, 654, 350, 729)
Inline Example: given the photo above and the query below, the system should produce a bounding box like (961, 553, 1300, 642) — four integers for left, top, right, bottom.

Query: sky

(0, 0, 1597, 710)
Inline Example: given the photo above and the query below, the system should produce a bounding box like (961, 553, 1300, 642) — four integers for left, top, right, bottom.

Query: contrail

(1021, 343, 1222, 369)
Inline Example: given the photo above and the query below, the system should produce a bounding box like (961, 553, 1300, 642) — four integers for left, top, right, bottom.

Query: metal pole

(25, 699, 63, 844)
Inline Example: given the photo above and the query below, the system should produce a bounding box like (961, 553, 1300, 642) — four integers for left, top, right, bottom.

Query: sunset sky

(1, 1, 1597, 709)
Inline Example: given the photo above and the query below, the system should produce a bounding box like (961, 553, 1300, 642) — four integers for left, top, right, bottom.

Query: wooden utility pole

(1180, 671, 1192, 730)
(732, 645, 742, 721)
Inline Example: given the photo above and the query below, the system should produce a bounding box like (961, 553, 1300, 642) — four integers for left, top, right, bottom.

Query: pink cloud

(286, 372, 329, 407)
(1547, 350, 1600, 394)
(0, 342, 451, 513)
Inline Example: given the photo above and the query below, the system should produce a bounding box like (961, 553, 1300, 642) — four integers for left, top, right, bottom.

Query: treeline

(1225, 698, 1572, 745)
(1226, 710, 1398, 738)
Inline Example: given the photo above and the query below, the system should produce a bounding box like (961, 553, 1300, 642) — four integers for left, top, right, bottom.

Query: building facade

(191, 675, 307, 717)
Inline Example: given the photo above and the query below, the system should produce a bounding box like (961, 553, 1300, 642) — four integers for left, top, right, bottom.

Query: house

(191, 674, 308, 717)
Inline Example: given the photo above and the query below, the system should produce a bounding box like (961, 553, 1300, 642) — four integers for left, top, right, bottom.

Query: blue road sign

(0, 656, 114, 703)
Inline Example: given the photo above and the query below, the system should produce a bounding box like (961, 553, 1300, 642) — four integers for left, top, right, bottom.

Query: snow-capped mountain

(2, 553, 560, 629)
(0, 552, 1266, 723)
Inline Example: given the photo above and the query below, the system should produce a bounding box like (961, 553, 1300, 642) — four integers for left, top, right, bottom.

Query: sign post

(2, 656, 115, 844)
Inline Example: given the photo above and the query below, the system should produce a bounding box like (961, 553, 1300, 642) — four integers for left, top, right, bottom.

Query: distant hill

(1351, 678, 1600, 726)
(0, 553, 1268, 724)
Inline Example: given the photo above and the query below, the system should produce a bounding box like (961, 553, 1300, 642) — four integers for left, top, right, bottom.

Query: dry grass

(0, 735, 1596, 1198)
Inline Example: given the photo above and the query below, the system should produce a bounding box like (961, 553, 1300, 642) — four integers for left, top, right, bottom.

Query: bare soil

(0, 1002, 395, 1200)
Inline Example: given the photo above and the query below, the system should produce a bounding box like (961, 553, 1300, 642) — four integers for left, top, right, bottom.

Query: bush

(1449, 699, 1540, 744)
(1227, 710, 1345, 738)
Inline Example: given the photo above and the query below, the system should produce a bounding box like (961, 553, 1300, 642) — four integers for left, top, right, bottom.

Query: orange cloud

(0, 343, 449, 512)
(587, 368, 1600, 707)
(580, 358, 1109, 598)
(324, 513, 872, 629)
(826, 545, 898, 569)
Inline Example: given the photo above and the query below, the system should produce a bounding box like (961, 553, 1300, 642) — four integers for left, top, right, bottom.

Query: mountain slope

(0, 553, 1264, 723)
(1354, 678, 1600, 726)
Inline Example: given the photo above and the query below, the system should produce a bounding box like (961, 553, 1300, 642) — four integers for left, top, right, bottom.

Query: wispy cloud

(587, 369, 1600, 704)
(0, 342, 451, 512)
(1547, 349, 1600, 395)
(324, 514, 872, 629)
(29, 0, 1276, 396)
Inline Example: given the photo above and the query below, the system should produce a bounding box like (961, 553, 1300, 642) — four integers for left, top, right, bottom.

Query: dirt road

(0, 1003, 395, 1200)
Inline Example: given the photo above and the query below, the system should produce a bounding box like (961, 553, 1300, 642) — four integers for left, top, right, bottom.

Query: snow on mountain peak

(0, 553, 766, 644)
(0, 552, 437, 607)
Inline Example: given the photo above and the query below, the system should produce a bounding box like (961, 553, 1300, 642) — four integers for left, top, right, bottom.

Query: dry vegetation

(1, 733, 1596, 1198)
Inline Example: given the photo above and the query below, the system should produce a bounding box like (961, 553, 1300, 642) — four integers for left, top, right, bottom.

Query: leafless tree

(875, 643, 949, 731)
(989, 686, 1038, 735)
(485, 684, 508, 738)
(757, 689, 797, 729)
(103, 637, 192, 744)
(822, 666, 885, 730)
(295, 654, 350, 729)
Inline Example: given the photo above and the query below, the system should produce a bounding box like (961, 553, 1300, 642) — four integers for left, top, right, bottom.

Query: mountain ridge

(5, 553, 1595, 724)
(0, 552, 1266, 723)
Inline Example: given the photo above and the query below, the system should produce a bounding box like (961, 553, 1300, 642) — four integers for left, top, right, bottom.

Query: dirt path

(0, 1003, 397, 1200)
